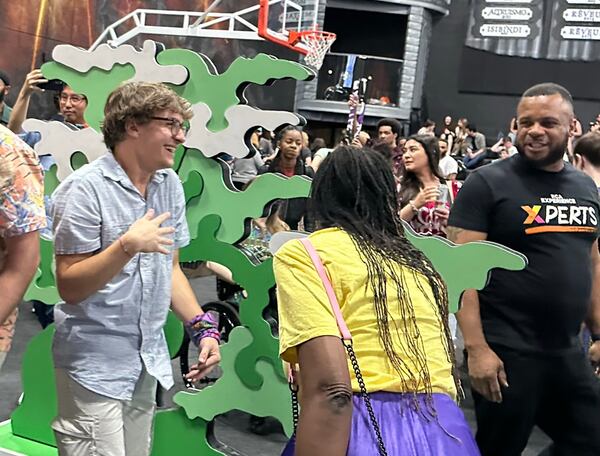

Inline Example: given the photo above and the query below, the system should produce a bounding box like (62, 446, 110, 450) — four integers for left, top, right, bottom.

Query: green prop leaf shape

(184, 214, 284, 388)
(175, 326, 293, 437)
(41, 62, 135, 132)
(179, 150, 312, 247)
(24, 240, 60, 304)
(403, 223, 527, 313)
(157, 50, 314, 132)
(42, 47, 312, 135)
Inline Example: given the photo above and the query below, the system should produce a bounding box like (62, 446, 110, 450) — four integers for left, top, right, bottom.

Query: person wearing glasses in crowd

(8, 70, 88, 135)
(50, 81, 220, 456)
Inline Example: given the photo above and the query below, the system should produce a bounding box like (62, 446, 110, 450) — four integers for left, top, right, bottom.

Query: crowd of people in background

(1, 64, 600, 456)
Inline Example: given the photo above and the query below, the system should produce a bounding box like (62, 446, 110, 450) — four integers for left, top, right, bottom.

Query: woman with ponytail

(259, 125, 314, 231)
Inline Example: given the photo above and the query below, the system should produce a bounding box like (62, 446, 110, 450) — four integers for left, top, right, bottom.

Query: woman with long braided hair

(274, 146, 479, 455)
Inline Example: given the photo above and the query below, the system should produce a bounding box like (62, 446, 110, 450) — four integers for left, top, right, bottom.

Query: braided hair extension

(311, 145, 460, 418)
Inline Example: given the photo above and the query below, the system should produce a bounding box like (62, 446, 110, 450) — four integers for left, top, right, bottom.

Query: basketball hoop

(290, 30, 336, 70)
(257, 0, 335, 69)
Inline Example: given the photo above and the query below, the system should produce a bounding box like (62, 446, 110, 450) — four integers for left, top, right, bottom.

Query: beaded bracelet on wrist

(185, 311, 220, 346)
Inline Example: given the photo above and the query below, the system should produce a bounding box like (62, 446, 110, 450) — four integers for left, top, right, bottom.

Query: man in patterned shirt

(0, 124, 46, 370)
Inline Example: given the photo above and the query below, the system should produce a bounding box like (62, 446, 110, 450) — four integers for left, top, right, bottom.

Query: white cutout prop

(52, 40, 188, 85)
(23, 119, 106, 182)
(185, 103, 302, 158)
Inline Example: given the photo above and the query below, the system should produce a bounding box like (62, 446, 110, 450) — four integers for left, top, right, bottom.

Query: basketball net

(290, 30, 336, 70)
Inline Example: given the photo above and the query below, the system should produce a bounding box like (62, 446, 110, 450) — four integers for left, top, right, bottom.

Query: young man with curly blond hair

(50, 82, 220, 456)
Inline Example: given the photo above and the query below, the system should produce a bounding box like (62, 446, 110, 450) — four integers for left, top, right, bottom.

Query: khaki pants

(52, 368, 157, 456)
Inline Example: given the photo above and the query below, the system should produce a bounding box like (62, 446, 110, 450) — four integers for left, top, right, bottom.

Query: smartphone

(38, 79, 63, 91)
(437, 184, 451, 206)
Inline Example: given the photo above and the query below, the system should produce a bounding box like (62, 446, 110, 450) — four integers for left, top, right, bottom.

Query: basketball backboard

(258, 0, 321, 55)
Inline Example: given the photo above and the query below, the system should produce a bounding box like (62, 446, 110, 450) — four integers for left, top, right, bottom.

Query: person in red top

(259, 126, 314, 230)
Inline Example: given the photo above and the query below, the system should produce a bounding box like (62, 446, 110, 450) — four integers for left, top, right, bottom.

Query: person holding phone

(7, 69, 47, 134)
(8, 69, 88, 135)
(399, 135, 455, 237)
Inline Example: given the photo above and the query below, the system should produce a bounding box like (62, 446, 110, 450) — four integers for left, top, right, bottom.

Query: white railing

(89, 0, 306, 50)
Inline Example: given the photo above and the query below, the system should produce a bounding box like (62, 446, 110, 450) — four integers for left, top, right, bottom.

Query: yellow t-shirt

(274, 227, 456, 398)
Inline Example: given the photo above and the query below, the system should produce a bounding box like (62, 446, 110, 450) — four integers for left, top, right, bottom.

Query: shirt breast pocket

(103, 223, 137, 275)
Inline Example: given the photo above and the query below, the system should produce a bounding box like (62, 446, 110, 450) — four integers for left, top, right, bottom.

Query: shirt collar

(100, 152, 169, 187)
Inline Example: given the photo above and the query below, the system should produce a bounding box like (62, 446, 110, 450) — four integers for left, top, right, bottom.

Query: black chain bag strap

(286, 238, 389, 456)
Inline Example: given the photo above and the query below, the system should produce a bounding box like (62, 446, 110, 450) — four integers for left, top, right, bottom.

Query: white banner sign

(561, 26, 600, 39)
(479, 23, 531, 37)
(563, 8, 600, 21)
(482, 7, 533, 20)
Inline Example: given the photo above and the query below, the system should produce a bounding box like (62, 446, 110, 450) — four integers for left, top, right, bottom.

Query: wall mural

(0, 39, 527, 455)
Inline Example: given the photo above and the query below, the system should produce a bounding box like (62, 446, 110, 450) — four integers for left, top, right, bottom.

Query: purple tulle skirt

(281, 392, 480, 456)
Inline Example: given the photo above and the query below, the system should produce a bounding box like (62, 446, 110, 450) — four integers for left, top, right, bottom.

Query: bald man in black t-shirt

(448, 83, 600, 456)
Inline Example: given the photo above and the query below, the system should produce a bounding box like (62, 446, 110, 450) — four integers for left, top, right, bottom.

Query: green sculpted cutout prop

(179, 152, 312, 246)
(25, 240, 60, 304)
(157, 50, 314, 132)
(182, 214, 284, 389)
(10, 326, 57, 446)
(175, 326, 293, 437)
(3, 40, 527, 455)
(403, 223, 527, 313)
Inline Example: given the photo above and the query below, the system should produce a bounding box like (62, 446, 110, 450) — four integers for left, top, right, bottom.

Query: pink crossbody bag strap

(289, 238, 388, 455)
(299, 238, 352, 341)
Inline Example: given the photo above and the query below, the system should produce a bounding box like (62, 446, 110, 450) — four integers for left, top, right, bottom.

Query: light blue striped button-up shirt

(51, 153, 190, 400)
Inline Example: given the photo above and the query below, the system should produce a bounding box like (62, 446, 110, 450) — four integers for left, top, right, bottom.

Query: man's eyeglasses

(150, 116, 189, 136)
(59, 94, 86, 104)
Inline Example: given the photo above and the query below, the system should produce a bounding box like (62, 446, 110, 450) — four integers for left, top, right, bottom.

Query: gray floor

(0, 276, 550, 455)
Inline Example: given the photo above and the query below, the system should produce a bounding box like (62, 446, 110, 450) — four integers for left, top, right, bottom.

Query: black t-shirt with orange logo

(449, 154, 600, 352)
